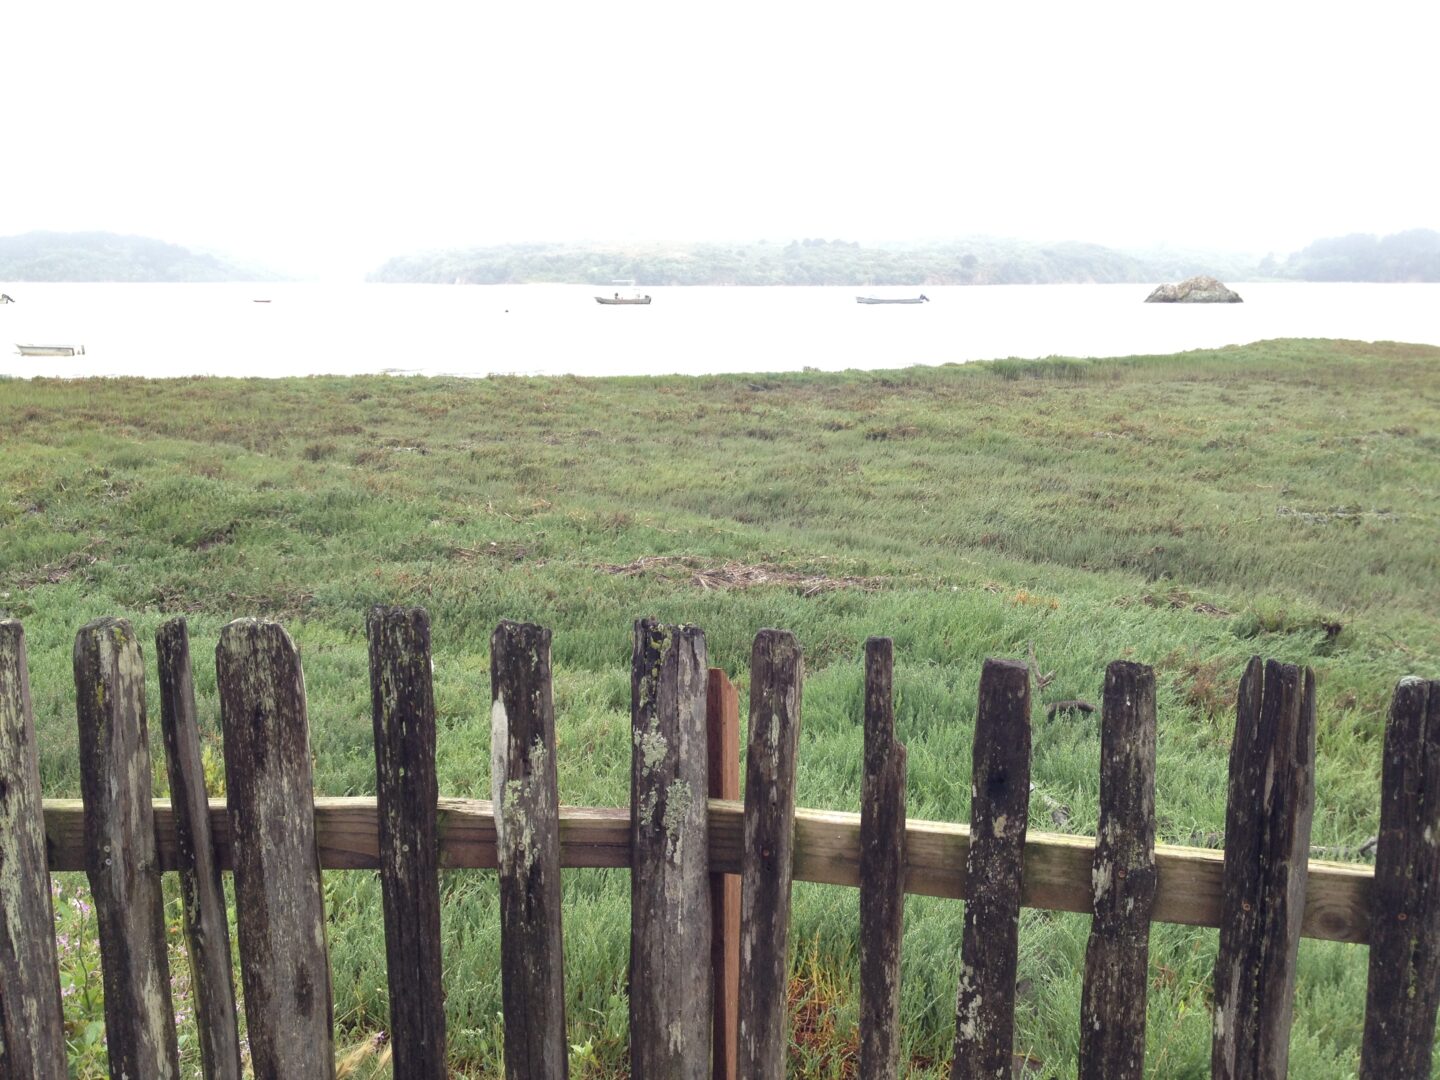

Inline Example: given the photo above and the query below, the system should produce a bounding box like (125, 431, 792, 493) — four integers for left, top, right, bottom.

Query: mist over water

(3, 282, 1438, 380)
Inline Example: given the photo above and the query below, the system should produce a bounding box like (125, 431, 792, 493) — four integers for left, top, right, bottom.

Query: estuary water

(2, 281, 1438, 379)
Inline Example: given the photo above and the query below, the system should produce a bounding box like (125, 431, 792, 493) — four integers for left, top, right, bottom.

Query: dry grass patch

(598, 555, 882, 596)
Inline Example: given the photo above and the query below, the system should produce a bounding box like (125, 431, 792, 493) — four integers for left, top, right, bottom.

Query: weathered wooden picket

(1, 610, 1438, 1079)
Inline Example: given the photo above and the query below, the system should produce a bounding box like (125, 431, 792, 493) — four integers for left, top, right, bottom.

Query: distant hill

(0, 231, 281, 282)
(369, 237, 1261, 288)
(1274, 228, 1440, 282)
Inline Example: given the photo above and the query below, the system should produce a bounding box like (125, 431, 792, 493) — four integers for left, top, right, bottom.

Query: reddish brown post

(707, 668, 741, 1080)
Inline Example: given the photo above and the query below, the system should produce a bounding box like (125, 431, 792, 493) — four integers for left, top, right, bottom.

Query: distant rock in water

(1144, 275, 1243, 303)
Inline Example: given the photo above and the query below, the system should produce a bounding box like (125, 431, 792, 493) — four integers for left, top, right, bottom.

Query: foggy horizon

(4, 1, 1436, 279)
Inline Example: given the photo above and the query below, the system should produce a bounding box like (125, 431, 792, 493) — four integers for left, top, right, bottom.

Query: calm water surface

(3, 282, 1438, 379)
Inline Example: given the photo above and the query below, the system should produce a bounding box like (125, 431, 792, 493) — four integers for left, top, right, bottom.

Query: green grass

(2, 338, 1438, 1076)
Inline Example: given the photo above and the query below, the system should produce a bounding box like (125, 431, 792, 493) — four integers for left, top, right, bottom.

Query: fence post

(1360, 676, 1440, 1078)
(367, 606, 447, 1079)
(860, 637, 906, 1080)
(707, 668, 741, 1080)
(951, 657, 1031, 1080)
(155, 617, 242, 1080)
(629, 619, 711, 1079)
(216, 618, 335, 1079)
(1079, 660, 1157, 1080)
(0, 620, 67, 1080)
(491, 620, 568, 1080)
(1212, 657, 1316, 1080)
(737, 629, 803, 1079)
(73, 618, 181, 1078)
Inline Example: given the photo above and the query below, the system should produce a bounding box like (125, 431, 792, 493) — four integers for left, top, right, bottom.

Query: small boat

(252, 298, 272, 304)
(17, 344, 85, 357)
(596, 293, 652, 305)
(0, 293, 14, 304)
(857, 295, 930, 304)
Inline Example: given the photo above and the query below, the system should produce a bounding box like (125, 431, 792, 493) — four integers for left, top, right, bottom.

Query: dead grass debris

(598, 554, 881, 597)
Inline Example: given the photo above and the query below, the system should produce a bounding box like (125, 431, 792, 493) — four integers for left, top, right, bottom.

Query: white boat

(856, 295, 930, 304)
(17, 344, 85, 357)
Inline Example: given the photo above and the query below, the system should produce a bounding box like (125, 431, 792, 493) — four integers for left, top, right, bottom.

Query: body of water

(2, 281, 1437, 379)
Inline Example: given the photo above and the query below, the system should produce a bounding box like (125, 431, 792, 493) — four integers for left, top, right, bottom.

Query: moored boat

(17, 344, 85, 357)
(856, 295, 929, 304)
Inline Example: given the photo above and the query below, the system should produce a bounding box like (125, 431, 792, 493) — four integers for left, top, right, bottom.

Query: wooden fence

(0, 609, 1437, 1078)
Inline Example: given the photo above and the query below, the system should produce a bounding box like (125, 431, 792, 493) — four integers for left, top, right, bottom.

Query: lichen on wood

(737, 629, 803, 1078)
(216, 618, 335, 1079)
(73, 617, 180, 1079)
(155, 617, 242, 1080)
(1211, 658, 1315, 1080)
(0, 620, 66, 1080)
(628, 619, 711, 1079)
(951, 657, 1031, 1080)
(491, 620, 568, 1079)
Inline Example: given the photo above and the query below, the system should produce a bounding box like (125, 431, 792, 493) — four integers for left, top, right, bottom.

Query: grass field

(2, 338, 1438, 1076)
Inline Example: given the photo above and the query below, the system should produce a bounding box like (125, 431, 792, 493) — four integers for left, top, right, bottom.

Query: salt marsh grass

(2, 339, 1437, 1075)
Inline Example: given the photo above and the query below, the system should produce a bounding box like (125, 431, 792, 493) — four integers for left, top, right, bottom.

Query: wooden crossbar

(38, 796, 1373, 944)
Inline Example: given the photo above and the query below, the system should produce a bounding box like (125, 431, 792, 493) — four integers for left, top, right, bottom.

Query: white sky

(2, 0, 1436, 277)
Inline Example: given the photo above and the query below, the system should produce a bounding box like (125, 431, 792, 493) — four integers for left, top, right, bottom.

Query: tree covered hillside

(0, 231, 278, 282)
(370, 237, 1261, 287)
(1272, 228, 1440, 282)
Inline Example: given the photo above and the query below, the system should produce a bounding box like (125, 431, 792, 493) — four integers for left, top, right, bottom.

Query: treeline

(0, 232, 278, 282)
(1268, 229, 1440, 282)
(370, 237, 1261, 287)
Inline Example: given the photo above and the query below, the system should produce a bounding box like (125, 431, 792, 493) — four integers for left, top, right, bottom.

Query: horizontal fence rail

(38, 796, 1375, 942)
(4, 610, 1437, 1080)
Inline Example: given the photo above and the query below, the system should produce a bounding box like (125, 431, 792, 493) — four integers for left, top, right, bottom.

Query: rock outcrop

(1144, 275, 1243, 303)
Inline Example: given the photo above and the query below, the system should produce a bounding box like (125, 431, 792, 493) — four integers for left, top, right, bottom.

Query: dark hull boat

(856, 295, 929, 304)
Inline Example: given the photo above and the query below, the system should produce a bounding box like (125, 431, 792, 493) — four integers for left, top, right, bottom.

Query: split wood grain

(367, 606, 446, 1079)
(74, 618, 180, 1079)
(859, 637, 906, 1080)
(629, 620, 711, 1079)
(1212, 658, 1316, 1080)
(216, 619, 335, 1079)
(0, 621, 66, 1080)
(155, 618, 242, 1080)
(1360, 677, 1440, 1078)
(951, 657, 1031, 1080)
(707, 668, 741, 1080)
(491, 620, 568, 1080)
(737, 629, 803, 1079)
(1079, 660, 1157, 1080)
